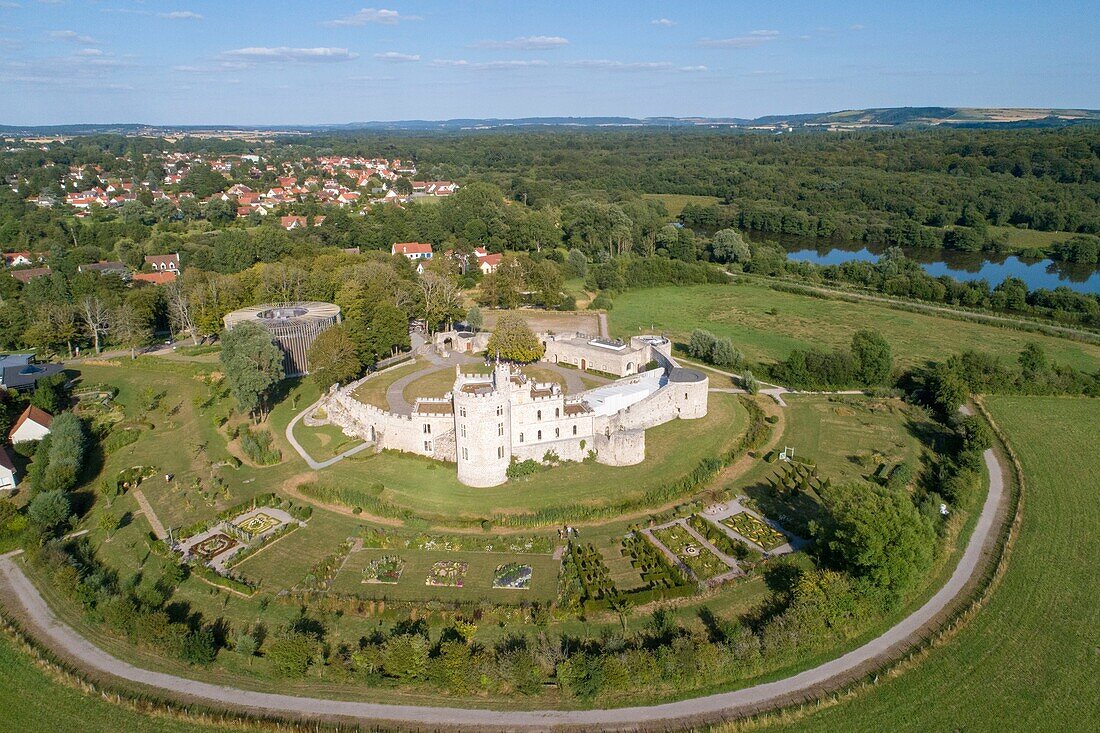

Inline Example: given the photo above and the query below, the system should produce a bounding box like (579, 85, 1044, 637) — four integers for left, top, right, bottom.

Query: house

(144, 253, 180, 273)
(78, 261, 128, 277)
(391, 242, 433, 262)
(9, 405, 52, 443)
(11, 267, 51, 284)
(281, 215, 308, 230)
(0, 446, 16, 492)
(0, 354, 64, 391)
(478, 252, 503, 274)
(132, 271, 178, 285)
(3, 252, 33, 267)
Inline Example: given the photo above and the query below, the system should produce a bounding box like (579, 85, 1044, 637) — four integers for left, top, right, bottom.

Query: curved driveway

(0, 447, 1006, 730)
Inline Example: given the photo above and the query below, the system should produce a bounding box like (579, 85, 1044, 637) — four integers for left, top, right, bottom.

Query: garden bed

(363, 555, 405, 584)
(651, 524, 729, 580)
(492, 562, 532, 589)
(426, 560, 468, 587)
(721, 512, 787, 551)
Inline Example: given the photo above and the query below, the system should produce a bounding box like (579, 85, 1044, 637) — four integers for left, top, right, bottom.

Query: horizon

(1, 1, 1097, 126)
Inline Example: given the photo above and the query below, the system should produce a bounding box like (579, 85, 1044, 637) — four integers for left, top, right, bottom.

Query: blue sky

(1, 1, 1097, 125)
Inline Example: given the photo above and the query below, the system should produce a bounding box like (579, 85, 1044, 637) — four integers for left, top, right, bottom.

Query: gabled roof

(9, 404, 52, 440)
(392, 241, 433, 256)
(0, 445, 14, 473)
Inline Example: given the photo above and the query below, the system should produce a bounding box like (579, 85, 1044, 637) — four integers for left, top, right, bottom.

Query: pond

(746, 233, 1100, 294)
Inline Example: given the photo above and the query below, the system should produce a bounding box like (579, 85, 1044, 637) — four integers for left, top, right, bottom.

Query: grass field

(610, 283, 1100, 371)
(331, 547, 560, 603)
(987, 225, 1080, 254)
(291, 420, 363, 460)
(401, 363, 570, 402)
(756, 396, 1100, 732)
(343, 392, 749, 521)
(641, 193, 723, 218)
(0, 633, 227, 733)
(232, 510, 362, 590)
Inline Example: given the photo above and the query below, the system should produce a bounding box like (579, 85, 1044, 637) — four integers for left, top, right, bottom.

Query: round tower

(453, 364, 512, 487)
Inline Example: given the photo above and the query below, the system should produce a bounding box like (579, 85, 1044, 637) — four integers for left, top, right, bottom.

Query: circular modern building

(222, 302, 341, 377)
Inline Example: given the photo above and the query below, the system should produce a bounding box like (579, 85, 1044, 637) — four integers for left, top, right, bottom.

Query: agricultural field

(331, 548, 560, 602)
(610, 283, 1100, 371)
(757, 396, 1100, 733)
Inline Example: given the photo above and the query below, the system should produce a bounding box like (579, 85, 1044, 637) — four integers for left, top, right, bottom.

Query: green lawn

(231, 510, 363, 590)
(756, 396, 1100, 732)
(610, 283, 1100, 371)
(291, 420, 363, 460)
(338, 392, 749, 522)
(350, 361, 421, 409)
(331, 547, 560, 603)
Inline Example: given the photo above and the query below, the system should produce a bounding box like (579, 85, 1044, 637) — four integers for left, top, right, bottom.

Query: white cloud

(160, 11, 203, 21)
(323, 8, 418, 27)
(431, 59, 548, 71)
(374, 51, 420, 62)
(566, 59, 706, 72)
(651, 18, 675, 27)
(49, 30, 99, 45)
(75, 48, 103, 56)
(698, 30, 779, 48)
(349, 74, 397, 81)
(470, 35, 568, 50)
(221, 47, 359, 63)
(0, 2, 23, 9)
(849, 24, 866, 31)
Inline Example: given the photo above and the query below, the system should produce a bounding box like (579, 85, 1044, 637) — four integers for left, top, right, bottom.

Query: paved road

(0, 445, 1006, 730)
(284, 398, 373, 470)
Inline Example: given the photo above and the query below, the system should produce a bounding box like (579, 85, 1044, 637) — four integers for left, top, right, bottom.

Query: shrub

(238, 426, 281, 465)
(506, 458, 541, 480)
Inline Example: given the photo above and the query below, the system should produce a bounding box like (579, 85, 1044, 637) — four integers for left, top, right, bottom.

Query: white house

(9, 405, 52, 444)
(391, 242, 433, 262)
(0, 447, 15, 492)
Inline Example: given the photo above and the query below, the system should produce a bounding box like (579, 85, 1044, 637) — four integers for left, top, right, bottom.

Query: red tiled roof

(132, 271, 178, 285)
(392, 242, 433, 255)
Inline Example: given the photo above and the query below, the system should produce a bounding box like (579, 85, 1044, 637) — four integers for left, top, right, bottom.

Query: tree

(219, 321, 285, 420)
(418, 272, 463, 333)
(710, 337, 743, 369)
(1018, 342, 1047, 376)
(111, 302, 152, 359)
(688, 329, 718, 361)
(97, 510, 118, 540)
(235, 631, 258, 665)
(711, 228, 751, 264)
(465, 306, 483, 333)
(486, 314, 544, 363)
(266, 631, 316, 677)
(164, 280, 199, 344)
(926, 361, 968, 416)
(30, 373, 69, 414)
(307, 326, 361, 390)
(393, 177, 413, 195)
(78, 295, 111, 354)
(813, 481, 935, 602)
(28, 489, 71, 532)
(566, 248, 588, 278)
(850, 330, 893, 385)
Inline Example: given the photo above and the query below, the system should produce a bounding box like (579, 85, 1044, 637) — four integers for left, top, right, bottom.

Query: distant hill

(1, 107, 1097, 137)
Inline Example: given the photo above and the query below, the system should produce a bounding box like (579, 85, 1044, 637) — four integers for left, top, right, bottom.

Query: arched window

(555, 408, 560, 418)
(555, 428, 560, 438)
(537, 410, 542, 420)
(537, 430, 542, 440)
(572, 425, 577, 436)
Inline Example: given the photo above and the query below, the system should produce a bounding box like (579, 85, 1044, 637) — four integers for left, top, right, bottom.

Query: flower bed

(492, 563, 532, 589)
(192, 533, 237, 560)
(425, 560, 468, 587)
(364, 555, 405, 584)
(721, 512, 787, 551)
(651, 524, 728, 580)
(234, 511, 281, 540)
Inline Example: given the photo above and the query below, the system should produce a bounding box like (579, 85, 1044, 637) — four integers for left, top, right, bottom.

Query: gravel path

(284, 398, 373, 470)
(0, 437, 1008, 730)
(131, 489, 167, 540)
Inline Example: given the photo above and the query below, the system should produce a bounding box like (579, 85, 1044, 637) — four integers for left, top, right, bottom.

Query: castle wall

(593, 429, 645, 466)
(453, 367, 512, 487)
(327, 378, 456, 461)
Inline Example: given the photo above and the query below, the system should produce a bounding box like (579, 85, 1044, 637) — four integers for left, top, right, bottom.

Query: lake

(754, 236, 1100, 294)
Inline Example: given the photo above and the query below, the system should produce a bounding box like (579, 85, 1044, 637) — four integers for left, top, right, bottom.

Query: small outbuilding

(0, 446, 16, 491)
(9, 405, 53, 444)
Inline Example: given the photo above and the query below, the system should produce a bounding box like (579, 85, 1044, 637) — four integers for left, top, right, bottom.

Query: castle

(321, 334, 709, 487)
